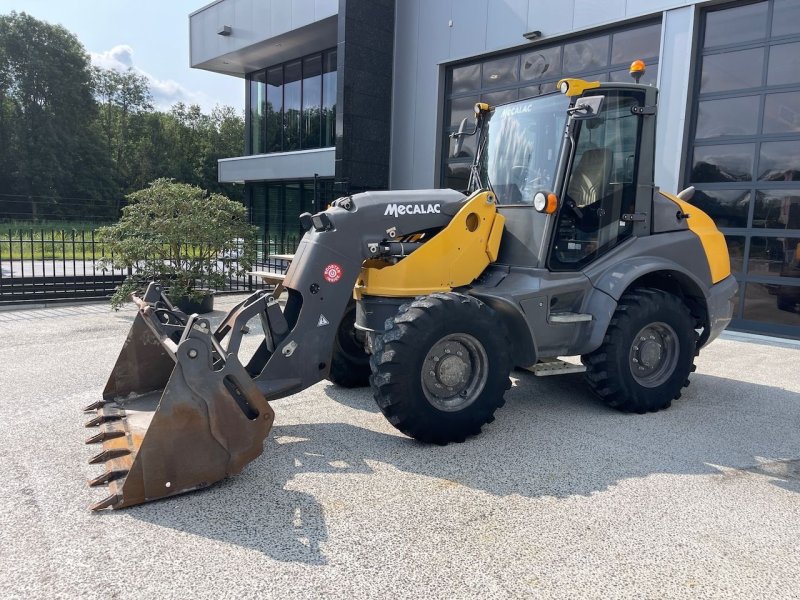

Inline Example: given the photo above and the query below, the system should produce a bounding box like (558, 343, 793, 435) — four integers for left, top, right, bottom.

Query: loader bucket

(85, 283, 275, 510)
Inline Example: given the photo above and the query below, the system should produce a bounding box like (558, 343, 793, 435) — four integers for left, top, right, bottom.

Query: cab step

(524, 358, 587, 377)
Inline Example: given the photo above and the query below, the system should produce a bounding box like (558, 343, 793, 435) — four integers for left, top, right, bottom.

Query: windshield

(482, 93, 569, 205)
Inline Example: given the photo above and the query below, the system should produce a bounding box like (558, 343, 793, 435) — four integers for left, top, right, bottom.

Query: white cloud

(90, 44, 219, 112)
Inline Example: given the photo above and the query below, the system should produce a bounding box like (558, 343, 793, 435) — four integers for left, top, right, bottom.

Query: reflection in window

(322, 51, 337, 147)
(691, 189, 751, 228)
(284, 61, 302, 151)
(767, 41, 800, 87)
(744, 282, 800, 324)
(266, 67, 283, 152)
(609, 67, 656, 85)
(445, 163, 471, 191)
(519, 82, 558, 99)
(302, 55, 322, 149)
(481, 89, 519, 106)
(695, 96, 759, 139)
(754, 190, 800, 228)
(764, 91, 800, 133)
(451, 63, 481, 94)
(759, 140, 800, 181)
(520, 47, 561, 82)
(482, 55, 519, 87)
(704, 2, 768, 48)
(611, 23, 661, 64)
(692, 144, 754, 182)
(748, 236, 800, 275)
(700, 48, 764, 93)
(563, 36, 609, 74)
(725, 236, 745, 272)
(449, 96, 479, 127)
(250, 71, 266, 154)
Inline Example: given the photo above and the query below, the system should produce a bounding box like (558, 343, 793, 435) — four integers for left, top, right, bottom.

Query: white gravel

(0, 295, 798, 599)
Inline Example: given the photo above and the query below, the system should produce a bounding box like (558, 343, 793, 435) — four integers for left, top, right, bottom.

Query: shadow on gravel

(128, 365, 800, 563)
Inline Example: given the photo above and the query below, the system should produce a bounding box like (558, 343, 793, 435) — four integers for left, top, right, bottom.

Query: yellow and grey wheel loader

(85, 64, 737, 510)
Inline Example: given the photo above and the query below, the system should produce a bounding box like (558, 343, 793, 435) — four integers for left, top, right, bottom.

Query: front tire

(370, 293, 512, 444)
(582, 288, 697, 413)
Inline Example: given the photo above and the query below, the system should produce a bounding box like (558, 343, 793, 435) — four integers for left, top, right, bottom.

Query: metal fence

(0, 228, 301, 305)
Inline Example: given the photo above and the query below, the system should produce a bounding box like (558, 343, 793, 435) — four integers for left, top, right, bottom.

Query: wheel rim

(421, 333, 489, 412)
(628, 321, 680, 388)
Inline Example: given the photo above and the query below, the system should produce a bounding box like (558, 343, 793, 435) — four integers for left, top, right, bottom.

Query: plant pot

(172, 291, 215, 314)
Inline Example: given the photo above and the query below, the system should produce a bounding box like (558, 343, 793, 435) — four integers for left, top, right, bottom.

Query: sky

(1, 0, 243, 113)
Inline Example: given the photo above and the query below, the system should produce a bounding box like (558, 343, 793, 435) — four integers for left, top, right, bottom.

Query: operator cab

(452, 69, 657, 272)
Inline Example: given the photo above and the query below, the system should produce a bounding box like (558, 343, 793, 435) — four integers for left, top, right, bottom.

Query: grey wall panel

(389, 0, 420, 189)
(654, 6, 694, 194)
(293, 0, 317, 29)
(271, 0, 292, 35)
(218, 148, 336, 182)
(527, 0, 574, 37)
(486, 0, 529, 51)
(450, 0, 488, 59)
(573, 0, 626, 30)
(410, 0, 452, 190)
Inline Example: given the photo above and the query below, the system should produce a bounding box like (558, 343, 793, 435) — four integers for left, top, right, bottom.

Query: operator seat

(567, 147, 612, 207)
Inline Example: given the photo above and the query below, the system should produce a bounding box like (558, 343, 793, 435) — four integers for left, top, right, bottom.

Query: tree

(0, 11, 115, 220)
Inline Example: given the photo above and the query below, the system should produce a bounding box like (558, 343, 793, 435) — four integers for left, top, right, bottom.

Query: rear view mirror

(450, 117, 472, 158)
(568, 95, 604, 120)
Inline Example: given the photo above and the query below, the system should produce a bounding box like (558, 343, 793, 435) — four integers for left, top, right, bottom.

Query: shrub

(98, 178, 257, 309)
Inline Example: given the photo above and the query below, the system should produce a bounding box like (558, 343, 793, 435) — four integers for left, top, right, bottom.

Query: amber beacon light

(629, 59, 646, 83)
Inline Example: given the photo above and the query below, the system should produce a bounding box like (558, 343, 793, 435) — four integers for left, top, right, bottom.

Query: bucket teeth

(90, 494, 122, 511)
(83, 400, 108, 412)
(85, 428, 125, 445)
(89, 469, 129, 487)
(88, 448, 131, 465)
(85, 406, 125, 428)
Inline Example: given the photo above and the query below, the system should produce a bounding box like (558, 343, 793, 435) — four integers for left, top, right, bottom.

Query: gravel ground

(0, 295, 799, 599)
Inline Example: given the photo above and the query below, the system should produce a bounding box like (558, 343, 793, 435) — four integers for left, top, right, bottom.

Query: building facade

(190, 0, 800, 338)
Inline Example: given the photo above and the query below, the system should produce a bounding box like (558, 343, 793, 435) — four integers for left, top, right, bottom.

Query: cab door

(548, 89, 649, 270)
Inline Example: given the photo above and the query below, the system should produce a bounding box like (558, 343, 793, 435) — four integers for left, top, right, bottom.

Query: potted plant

(99, 178, 257, 312)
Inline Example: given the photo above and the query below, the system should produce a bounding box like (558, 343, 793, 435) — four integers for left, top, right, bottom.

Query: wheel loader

(85, 63, 737, 510)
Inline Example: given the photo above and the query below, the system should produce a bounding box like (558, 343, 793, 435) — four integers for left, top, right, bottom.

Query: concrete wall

(390, 0, 704, 191)
(190, 0, 338, 73)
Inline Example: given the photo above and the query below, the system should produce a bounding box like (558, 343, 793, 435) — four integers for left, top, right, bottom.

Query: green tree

(0, 11, 115, 221)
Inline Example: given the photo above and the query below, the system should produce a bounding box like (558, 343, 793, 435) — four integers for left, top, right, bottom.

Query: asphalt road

(1, 295, 799, 599)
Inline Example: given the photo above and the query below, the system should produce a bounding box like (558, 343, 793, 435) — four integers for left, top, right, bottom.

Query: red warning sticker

(323, 263, 342, 283)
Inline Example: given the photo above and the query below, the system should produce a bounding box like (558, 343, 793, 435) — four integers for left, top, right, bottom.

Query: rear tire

(370, 293, 512, 444)
(327, 300, 371, 388)
(582, 288, 697, 413)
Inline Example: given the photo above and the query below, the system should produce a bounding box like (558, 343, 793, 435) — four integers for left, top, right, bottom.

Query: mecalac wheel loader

(85, 62, 737, 510)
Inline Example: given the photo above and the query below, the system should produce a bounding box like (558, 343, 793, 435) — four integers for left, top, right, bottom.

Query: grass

(0, 229, 110, 260)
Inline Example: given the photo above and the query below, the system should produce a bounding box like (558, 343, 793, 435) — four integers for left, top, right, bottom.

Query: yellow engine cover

(354, 190, 505, 298)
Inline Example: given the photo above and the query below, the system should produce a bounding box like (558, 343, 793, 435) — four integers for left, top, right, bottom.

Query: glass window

(482, 55, 519, 88)
(446, 130, 477, 160)
(449, 95, 480, 127)
(725, 235, 746, 272)
(563, 35, 609, 74)
(691, 144, 755, 182)
(704, 2, 768, 48)
(322, 50, 337, 147)
(283, 61, 302, 151)
(700, 48, 764, 93)
(551, 91, 643, 268)
(266, 67, 283, 153)
(767, 41, 800, 86)
(481, 89, 519, 106)
(758, 140, 800, 180)
(772, 0, 800, 37)
(302, 55, 322, 149)
(743, 282, 800, 324)
(690, 189, 751, 228)
(754, 190, 800, 228)
(764, 91, 800, 134)
(748, 236, 800, 275)
(519, 82, 558, 99)
(249, 71, 266, 154)
(444, 162, 471, 191)
(609, 67, 656, 86)
(451, 63, 481, 94)
(695, 96, 760, 139)
(520, 47, 561, 82)
(611, 23, 661, 64)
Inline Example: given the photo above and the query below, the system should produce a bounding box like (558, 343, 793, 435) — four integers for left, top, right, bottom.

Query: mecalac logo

(384, 203, 441, 217)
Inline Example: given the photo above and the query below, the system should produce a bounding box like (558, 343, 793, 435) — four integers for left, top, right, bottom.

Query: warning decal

(323, 263, 342, 283)
(318, 314, 330, 327)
